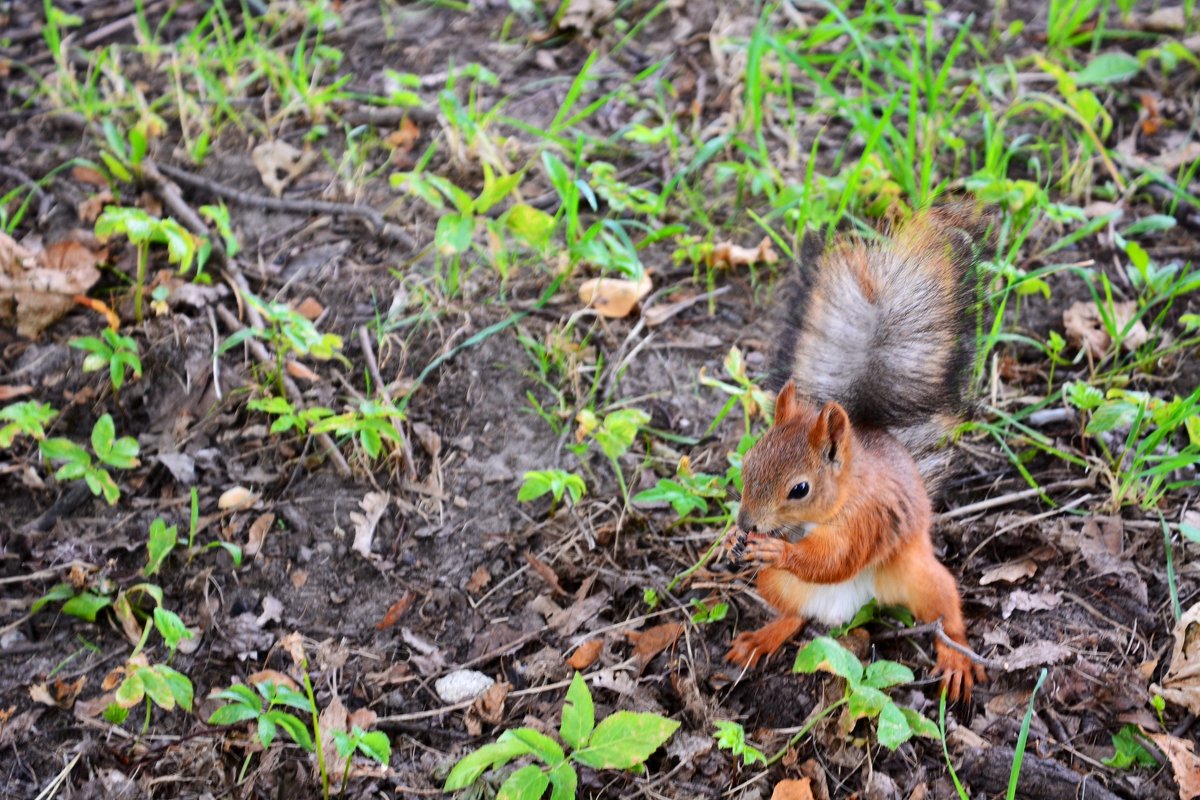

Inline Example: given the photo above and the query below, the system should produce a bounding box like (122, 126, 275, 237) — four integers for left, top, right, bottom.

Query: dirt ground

(2, 1, 1199, 799)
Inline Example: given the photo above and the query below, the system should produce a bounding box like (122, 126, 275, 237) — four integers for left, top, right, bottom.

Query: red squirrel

(726, 206, 988, 701)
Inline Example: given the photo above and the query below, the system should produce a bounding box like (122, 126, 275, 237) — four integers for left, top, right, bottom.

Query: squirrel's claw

(932, 646, 987, 703)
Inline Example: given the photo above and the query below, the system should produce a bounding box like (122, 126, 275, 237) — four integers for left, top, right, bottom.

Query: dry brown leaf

(998, 641, 1074, 671)
(771, 778, 815, 800)
(29, 677, 86, 710)
(979, 558, 1037, 585)
(709, 237, 778, 269)
(0, 233, 103, 338)
(1149, 733, 1200, 800)
(73, 295, 121, 330)
(350, 491, 389, 559)
(578, 273, 653, 318)
(627, 622, 684, 670)
(252, 141, 317, 198)
(567, 639, 604, 670)
(256, 595, 283, 627)
(244, 512, 275, 557)
(78, 189, 115, 224)
(375, 592, 415, 630)
(1001, 590, 1062, 619)
(0, 385, 33, 401)
(295, 296, 324, 321)
(1063, 299, 1148, 358)
(72, 165, 108, 187)
(467, 681, 510, 731)
(465, 566, 491, 594)
(248, 669, 299, 692)
(219, 486, 258, 511)
(1151, 602, 1200, 715)
(290, 569, 309, 589)
(387, 117, 421, 159)
(525, 550, 564, 594)
(73, 692, 114, 720)
(547, 592, 610, 636)
(279, 632, 308, 669)
(285, 360, 320, 382)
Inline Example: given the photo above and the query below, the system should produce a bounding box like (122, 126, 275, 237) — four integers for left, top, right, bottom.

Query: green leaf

(510, 727, 565, 766)
(32, 583, 76, 614)
(257, 714, 278, 748)
(153, 606, 194, 650)
(571, 711, 679, 770)
(144, 518, 177, 576)
(40, 437, 90, 465)
(497, 763, 549, 800)
(560, 672, 594, 751)
(1086, 400, 1139, 434)
(863, 660, 914, 690)
(137, 665, 174, 710)
(435, 212, 474, 256)
(356, 730, 391, 765)
(270, 710, 314, 751)
(548, 760, 578, 800)
(157, 665, 194, 712)
(899, 707, 940, 740)
(876, 702, 913, 750)
(103, 703, 130, 725)
(519, 471, 553, 502)
(1104, 724, 1158, 768)
(506, 204, 555, 250)
(847, 685, 890, 720)
(115, 672, 145, 708)
(1076, 52, 1142, 85)
(214, 683, 260, 707)
(91, 414, 115, 456)
(443, 732, 533, 790)
(713, 720, 766, 766)
(793, 636, 864, 684)
(476, 170, 522, 215)
(61, 591, 112, 622)
(208, 702, 261, 726)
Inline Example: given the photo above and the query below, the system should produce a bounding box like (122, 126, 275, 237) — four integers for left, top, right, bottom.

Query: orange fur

(726, 208, 989, 702)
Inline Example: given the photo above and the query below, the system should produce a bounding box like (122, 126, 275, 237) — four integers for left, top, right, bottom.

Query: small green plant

(700, 347, 769, 437)
(332, 726, 392, 795)
(573, 407, 650, 508)
(208, 680, 315, 751)
(633, 457, 728, 522)
(444, 672, 679, 798)
(1103, 724, 1159, 769)
(309, 400, 405, 464)
(689, 599, 729, 625)
(39, 414, 140, 505)
(0, 401, 57, 447)
(94, 207, 199, 324)
(103, 653, 194, 729)
(70, 328, 142, 393)
(518, 469, 587, 508)
(229, 291, 345, 392)
(713, 720, 766, 767)
(248, 396, 334, 435)
(791, 637, 939, 752)
(144, 517, 176, 577)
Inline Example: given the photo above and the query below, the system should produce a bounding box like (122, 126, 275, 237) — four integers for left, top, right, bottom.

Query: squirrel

(725, 205, 988, 702)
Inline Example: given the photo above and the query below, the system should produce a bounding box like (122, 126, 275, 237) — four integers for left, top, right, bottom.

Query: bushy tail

(769, 205, 989, 488)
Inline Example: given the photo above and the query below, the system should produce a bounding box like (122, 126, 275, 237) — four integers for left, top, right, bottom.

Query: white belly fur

(799, 569, 877, 625)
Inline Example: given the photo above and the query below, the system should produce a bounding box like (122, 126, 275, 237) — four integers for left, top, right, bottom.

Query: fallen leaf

(278, 632, 307, 669)
(218, 486, 258, 511)
(295, 296, 324, 321)
(771, 778, 815, 800)
(465, 681, 510, 734)
(1063, 300, 1147, 359)
(252, 141, 317, 198)
(0, 385, 33, 401)
(401, 627, 446, 675)
(547, 592, 610, 636)
(1001, 590, 1063, 619)
(256, 596, 283, 627)
(434, 670, 494, 704)
(244, 512, 275, 557)
(29, 677, 86, 710)
(708, 237, 778, 269)
(316, 694, 350, 782)
(525, 550, 564, 595)
(578, 273, 653, 318)
(350, 492, 389, 559)
(1148, 733, 1200, 800)
(998, 640, 1074, 671)
(465, 566, 491, 594)
(386, 117, 421, 160)
(627, 622, 684, 671)
(412, 422, 441, 458)
(979, 558, 1037, 585)
(0, 232, 103, 338)
(77, 189, 114, 224)
(73, 295, 120, 330)
(375, 592, 415, 630)
(285, 360, 320, 382)
(1152, 602, 1200, 716)
(71, 165, 108, 186)
(567, 639, 604, 670)
(290, 569, 309, 589)
(248, 669, 299, 692)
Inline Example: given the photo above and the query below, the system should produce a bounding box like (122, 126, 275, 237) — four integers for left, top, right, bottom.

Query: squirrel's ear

(811, 401, 850, 464)
(774, 380, 798, 426)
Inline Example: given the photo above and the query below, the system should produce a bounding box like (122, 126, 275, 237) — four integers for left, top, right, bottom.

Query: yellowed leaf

(285, 360, 320, 382)
(771, 779, 815, 800)
(245, 511, 275, 557)
(566, 639, 603, 670)
(578, 273, 653, 318)
(218, 486, 258, 511)
(709, 237, 778, 269)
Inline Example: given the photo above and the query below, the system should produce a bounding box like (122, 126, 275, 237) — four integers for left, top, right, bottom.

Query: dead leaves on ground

(1152, 601, 1200, 716)
(252, 140, 317, 198)
(0, 231, 104, 337)
(1062, 300, 1148, 359)
(578, 273, 652, 318)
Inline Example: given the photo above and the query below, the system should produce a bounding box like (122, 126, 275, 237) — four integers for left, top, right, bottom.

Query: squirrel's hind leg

(725, 615, 805, 669)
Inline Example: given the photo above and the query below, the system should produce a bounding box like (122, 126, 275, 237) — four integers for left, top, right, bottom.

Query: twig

(965, 493, 1094, 562)
(214, 304, 351, 477)
(936, 476, 1095, 521)
(934, 621, 1002, 670)
(153, 161, 416, 248)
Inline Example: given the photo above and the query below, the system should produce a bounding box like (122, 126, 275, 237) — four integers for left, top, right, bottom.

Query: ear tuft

(774, 380, 798, 426)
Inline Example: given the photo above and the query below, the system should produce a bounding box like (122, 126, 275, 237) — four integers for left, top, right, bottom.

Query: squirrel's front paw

(741, 534, 786, 568)
(933, 645, 987, 703)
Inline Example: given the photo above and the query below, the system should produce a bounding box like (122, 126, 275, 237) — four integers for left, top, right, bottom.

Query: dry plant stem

(214, 304, 351, 476)
(154, 161, 417, 248)
(356, 325, 416, 481)
(934, 620, 1001, 670)
(935, 476, 1095, 521)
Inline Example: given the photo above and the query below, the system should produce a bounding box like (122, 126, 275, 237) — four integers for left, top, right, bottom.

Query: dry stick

(965, 493, 1095, 563)
(356, 325, 417, 481)
(153, 161, 417, 249)
(214, 304, 351, 477)
(935, 476, 1095, 521)
(933, 621, 1002, 671)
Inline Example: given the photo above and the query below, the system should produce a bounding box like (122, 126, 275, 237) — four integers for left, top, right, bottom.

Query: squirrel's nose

(737, 509, 756, 534)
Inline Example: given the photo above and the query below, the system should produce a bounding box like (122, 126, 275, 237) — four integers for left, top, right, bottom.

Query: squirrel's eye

(788, 482, 810, 500)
